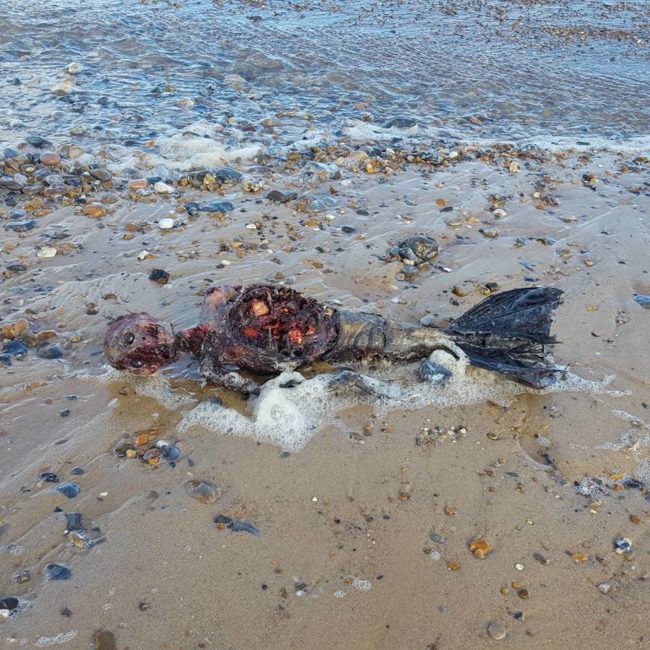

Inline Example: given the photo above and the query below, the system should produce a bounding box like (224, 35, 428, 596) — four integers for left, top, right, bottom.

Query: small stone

(5, 220, 37, 232)
(514, 563, 524, 571)
(597, 583, 611, 594)
(26, 136, 52, 149)
(266, 189, 297, 204)
(158, 217, 174, 230)
(37, 246, 57, 259)
(56, 482, 80, 498)
(149, 269, 170, 284)
(492, 208, 507, 218)
(92, 630, 117, 650)
(37, 345, 63, 359)
(487, 620, 507, 641)
(83, 204, 107, 218)
(154, 181, 174, 194)
(46, 563, 72, 581)
(90, 169, 112, 182)
(517, 589, 529, 599)
(447, 561, 460, 571)
(40, 152, 61, 166)
(200, 200, 234, 213)
(571, 552, 588, 562)
(532, 552, 549, 565)
(452, 285, 467, 297)
(128, 179, 148, 191)
(469, 538, 490, 559)
(40, 471, 59, 483)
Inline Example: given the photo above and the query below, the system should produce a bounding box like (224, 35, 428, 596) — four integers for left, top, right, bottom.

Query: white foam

(98, 367, 196, 409)
(177, 351, 617, 451)
(343, 119, 650, 154)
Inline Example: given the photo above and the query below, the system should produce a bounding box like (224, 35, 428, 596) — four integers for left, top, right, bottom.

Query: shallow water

(1, 0, 649, 163)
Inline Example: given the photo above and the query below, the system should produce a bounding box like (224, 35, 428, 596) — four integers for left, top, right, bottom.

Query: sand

(1, 147, 649, 649)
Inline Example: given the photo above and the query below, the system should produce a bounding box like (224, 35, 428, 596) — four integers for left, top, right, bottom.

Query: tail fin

(444, 287, 564, 387)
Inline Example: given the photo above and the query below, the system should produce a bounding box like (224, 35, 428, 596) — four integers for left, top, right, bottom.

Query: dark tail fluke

(444, 287, 564, 387)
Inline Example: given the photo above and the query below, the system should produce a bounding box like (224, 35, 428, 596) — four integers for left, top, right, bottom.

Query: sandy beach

(1, 1, 650, 648)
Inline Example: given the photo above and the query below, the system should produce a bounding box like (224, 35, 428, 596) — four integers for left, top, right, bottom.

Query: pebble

(56, 482, 80, 498)
(149, 269, 170, 284)
(469, 538, 491, 559)
(37, 345, 63, 359)
(266, 189, 297, 203)
(158, 217, 175, 230)
(83, 204, 107, 218)
(487, 620, 507, 640)
(514, 563, 524, 571)
(92, 630, 117, 650)
(185, 479, 219, 504)
(154, 181, 174, 194)
(40, 471, 59, 483)
(3, 340, 28, 357)
(37, 246, 58, 259)
(46, 563, 72, 581)
(5, 220, 37, 232)
(200, 200, 234, 213)
(597, 583, 611, 594)
(40, 152, 61, 166)
(26, 136, 51, 149)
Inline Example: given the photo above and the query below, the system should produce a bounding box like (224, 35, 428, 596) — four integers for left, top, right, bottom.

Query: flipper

(444, 287, 564, 387)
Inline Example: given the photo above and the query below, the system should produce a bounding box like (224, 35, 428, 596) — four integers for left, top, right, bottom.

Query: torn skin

(103, 284, 564, 393)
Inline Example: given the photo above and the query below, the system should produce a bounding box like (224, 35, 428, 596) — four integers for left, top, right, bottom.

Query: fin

(444, 287, 564, 387)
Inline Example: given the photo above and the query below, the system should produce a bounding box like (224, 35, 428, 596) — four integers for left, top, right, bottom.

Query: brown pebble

(447, 561, 460, 571)
(469, 538, 490, 559)
(128, 179, 148, 191)
(83, 205, 107, 218)
(517, 589, 529, 599)
(630, 514, 641, 524)
(92, 630, 116, 650)
(40, 152, 61, 166)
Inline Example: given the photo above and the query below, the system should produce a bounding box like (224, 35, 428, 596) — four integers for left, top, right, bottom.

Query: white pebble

(37, 246, 57, 259)
(158, 218, 175, 230)
(514, 563, 524, 571)
(597, 583, 611, 594)
(154, 181, 174, 194)
(492, 208, 507, 218)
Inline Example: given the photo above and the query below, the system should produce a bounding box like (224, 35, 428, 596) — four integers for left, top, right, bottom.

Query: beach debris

(487, 620, 507, 640)
(56, 482, 80, 498)
(633, 294, 650, 309)
(40, 471, 59, 483)
(46, 563, 72, 581)
(214, 515, 260, 536)
(597, 583, 612, 594)
(614, 537, 632, 554)
(105, 284, 564, 394)
(469, 538, 491, 559)
(185, 479, 219, 504)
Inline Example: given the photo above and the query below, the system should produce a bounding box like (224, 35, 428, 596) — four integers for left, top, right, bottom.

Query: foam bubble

(177, 352, 617, 451)
(98, 367, 196, 410)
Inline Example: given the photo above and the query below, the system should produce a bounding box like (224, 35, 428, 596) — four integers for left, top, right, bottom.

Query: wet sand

(1, 146, 650, 648)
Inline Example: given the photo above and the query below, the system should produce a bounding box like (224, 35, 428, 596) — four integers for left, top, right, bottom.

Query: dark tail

(444, 287, 564, 387)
